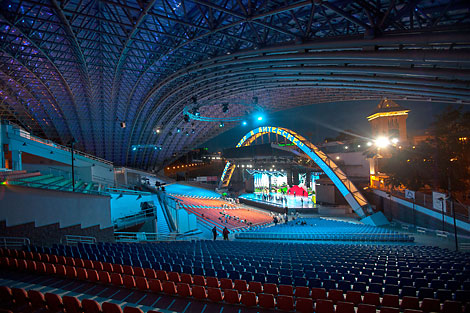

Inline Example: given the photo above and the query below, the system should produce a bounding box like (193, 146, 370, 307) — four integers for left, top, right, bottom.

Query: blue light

(242, 121, 247, 126)
(132, 147, 137, 151)
(257, 116, 263, 121)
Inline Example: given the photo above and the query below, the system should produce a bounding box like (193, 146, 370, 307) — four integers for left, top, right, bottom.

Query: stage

(239, 192, 318, 214)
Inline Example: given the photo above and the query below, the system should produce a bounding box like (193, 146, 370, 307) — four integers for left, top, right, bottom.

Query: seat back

(63, 296, 82, 313)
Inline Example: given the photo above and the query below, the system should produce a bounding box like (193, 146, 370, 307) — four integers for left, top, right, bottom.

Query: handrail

(61, 235, 96, 245)
(6, 177, 106, 196)
(106, 187, 152, 196)
(13, 127, 113, 165)
(114, 232, 198, 242)
(114, 207, 156, 230)
(156, 191, 177, 232)
(0, 237, 30, 248)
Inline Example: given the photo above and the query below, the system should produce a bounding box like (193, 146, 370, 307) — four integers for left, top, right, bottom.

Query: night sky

(202, 100, 456, 152)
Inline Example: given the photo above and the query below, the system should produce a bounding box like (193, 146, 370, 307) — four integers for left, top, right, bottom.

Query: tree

(381, 105, 470, 194)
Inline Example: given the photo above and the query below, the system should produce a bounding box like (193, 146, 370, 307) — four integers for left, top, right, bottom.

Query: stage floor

(240, 192, 316, 208)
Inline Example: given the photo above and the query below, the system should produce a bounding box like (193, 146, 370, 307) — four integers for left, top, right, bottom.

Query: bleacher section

(1, 242, 469, 313)
(173, 195, 272, 232)
(2, 172, 104, 194)
(236, 218, 414, 242)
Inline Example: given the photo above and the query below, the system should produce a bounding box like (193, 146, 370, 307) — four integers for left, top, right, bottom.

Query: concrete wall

(0, 185, 111, 229)
(327, 151, 370, 178)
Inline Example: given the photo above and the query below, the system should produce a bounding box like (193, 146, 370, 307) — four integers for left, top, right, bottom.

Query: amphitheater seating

(1, 241, 469, 313)
(173, 195, 272, 231)
(235, 217, 414, 242)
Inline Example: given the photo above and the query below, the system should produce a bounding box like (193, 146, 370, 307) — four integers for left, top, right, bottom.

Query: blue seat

(353, 282, 367, 293)
(430, 279, 446, 290)
(418, 287, 434, 299)
(308, 278, 322, 288)
(383, 284, 399, 295)
(414, 278, 428, 289)
(385, 276, 398, 285)
(266, 274, 278, 284)
(436, 289, 452, 302)
(253, 273, 266, 283)
(368, 283, 383, 294)
(182, 265, 193, 274)
(205, 268, 216, 277)
(161, 263, 171, 271)
(280, 276, 292, 285)
(172, 264, 182, 273)
(216, 269, 228, 279)
(294, 277, 307, 287)
(446, 280, 460, 291)
(193, 267, 204, 275)
(322, 279, 336, 291)
(228, 270, 241, 280)
(338, 280, 351, 292)
(241, 272, 252, 282)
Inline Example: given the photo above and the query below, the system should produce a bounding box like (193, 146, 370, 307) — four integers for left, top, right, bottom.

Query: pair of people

(212, 226, 230, 240)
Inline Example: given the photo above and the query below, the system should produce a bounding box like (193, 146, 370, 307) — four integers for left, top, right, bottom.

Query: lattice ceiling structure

(0, 0, 469, 170)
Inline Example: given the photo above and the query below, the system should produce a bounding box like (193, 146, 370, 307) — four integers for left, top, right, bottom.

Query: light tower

(367, 98, 410, 143)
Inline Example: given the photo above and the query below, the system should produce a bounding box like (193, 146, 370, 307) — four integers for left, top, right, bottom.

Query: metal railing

(61, 235, 96, 245)
(7, 177, 106, 196)
(114, 207, 156, 230)
(114, 232, 199, 243)
(0, 237, 30, 248)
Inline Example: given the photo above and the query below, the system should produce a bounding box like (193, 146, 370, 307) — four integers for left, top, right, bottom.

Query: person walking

(212, 226, 217, 240)
(223, 227, 229, 240)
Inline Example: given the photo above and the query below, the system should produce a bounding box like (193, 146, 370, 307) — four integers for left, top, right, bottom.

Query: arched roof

(0, 0, 469, 170)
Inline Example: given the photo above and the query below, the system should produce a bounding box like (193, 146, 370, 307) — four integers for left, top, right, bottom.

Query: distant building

(367, 98, 410, 142)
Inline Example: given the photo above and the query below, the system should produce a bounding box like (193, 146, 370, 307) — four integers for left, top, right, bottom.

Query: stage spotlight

(154, 127, 161, 134)
(219, 122, 224, 128)
(185, 131, 189, 136)
(242, 121, 247, 126)
(391, 138, 399, 144)
(257, 116, 263, 121)
(177, 128, 181, 133)
(191, 129, 195, 134)
(367, 142, 373, 146)
(132, 147, 137, 151)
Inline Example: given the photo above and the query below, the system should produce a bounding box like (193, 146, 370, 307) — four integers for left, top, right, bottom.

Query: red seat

(234, 280, 248, 292)
(76, 267, 87, 280)
(74, 258, 84, 268)
(65, 257, 75, 266)
(279, 285, 294, 296)
(192, 286, 207, 299)
(45, 292, 63, 313)
(123, 307, 144, 313)
(162, 281, 177, 295)
(345, 290, 362, 305)
(133, 267, 145, 277)
(181, 273, 193, 285)
(40, 254, 50, 263)
(277, 295, 294, 311)
(135, 277, 148, 291)
(26, 260, 37, 271)
(102, 302, 123, 313)
(295, 297, 314, 313)
(315, 299, 335, 313)
(421, 298, 441, 313)
(148, 279, 162, 293)
(382, 294, 399, 308)
(240, 291, 257, 307)
(63, 295, 81, 313)
(295, 286, 310, 298)
(98, 271, 111, 284)
(220, 278, 233, 290)
(57, 256, 67, 265)
(65, 266, 77, 279)
(263, 283, 278, 295)
(123, 275, 135, 289)
(401, 296, 420, 310)
(0, 287, 13, 306)
(206, 277, 220, 288)
(168, 272, 181, 283)
(56, 264, 66, 276)
(17, 259, 27, 271)
(113, 264, 124, 274)
(327, 289, 344, 303)
(193, 275, 206, 286)
(363, 292, 380, 306)
(224, 289, 240, 304)
(380, 307, 400, 313)
(248, 281, 263, 294)
(84, 260, 94, 269)
(258, 293, 275, 309)
(311, 287, 327, 300)
(208, 287, 223, 302)
(403, 310, 424, 313)
(102, 262, 113, 272)
(144, 268, 156, 279)
(111, 273, 122, 286)
(176, 283, 191, 298)
(28, 290, 46, 310)
(12, 288, 29, 310)
(92, 261, 103, 271)
(82, 299, 101, 313)
(442, 300, 462, 313)
(336, 301, 355, 313)
(123, 265, 134, 276)
(36, 262, 47, 274)
(86, 269, 99, 282)
(357, 303, 377, 313)
(156, 270, 168, 281)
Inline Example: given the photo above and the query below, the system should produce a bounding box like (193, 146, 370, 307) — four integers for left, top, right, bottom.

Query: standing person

(212, 226, 217, 240)
(223, 227, 229, 240)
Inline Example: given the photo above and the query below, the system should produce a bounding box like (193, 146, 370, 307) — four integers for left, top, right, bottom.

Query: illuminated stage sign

(221, 126, 372, 219)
